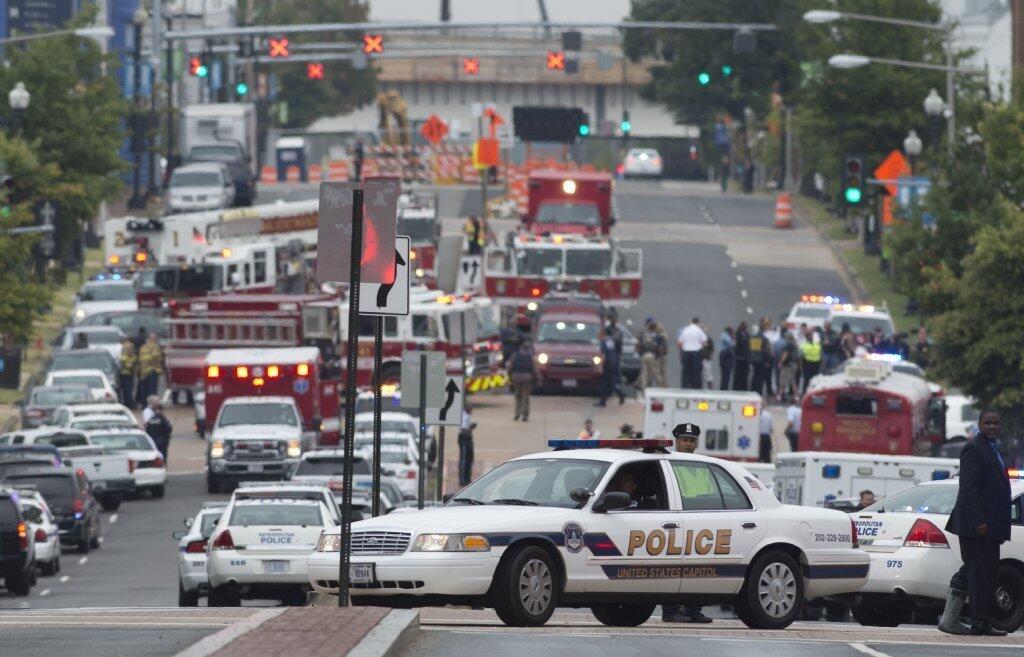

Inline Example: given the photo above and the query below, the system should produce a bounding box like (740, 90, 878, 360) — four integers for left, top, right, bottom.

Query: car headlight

(210, 441, 225, 459)
(286, 439, 301, 458)
(74, 309, 86, 319)
(411, 533, 490, 552)
(537, 353, 549, 365)
(316, 533, 341, 552)
(593, 355, 602, 365)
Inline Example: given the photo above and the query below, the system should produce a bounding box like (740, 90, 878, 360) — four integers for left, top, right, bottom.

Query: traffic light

(189, 56, 208, 78)
(721, 64, 733, 77)
(546, 51, 565, 70)
(306, 63, 325, 80)
(843, 155, 866, 205)
(620, 110, 631, 136)
(697, 71, 711, 86)
(234, 82, 248, 97)
(462, 57, 479, 75)
(268, 37, 289, 58)
(577, 121, 589, 137)
(362, 33, 384, 55)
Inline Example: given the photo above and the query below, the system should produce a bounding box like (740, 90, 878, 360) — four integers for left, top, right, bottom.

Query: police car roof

(353, 411, 414, 421)
(514, 446, 732, 466)
(221, 395, 297, 405)
(300, 449, 366, 460)
(80, 427, 147, 436)
(206, 347, 320, 366)
(62, 403, 131, 413)
(72, 415, 137, 423)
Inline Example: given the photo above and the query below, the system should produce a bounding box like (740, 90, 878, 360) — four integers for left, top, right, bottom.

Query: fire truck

(338, 287, 504, 389)
(399, 190, 440, 289)
(164, 293, 339, 407)
(203, 346, 340, 446)
(799, 359, 937, 456)
(524, 169, 615, 235)
(483, 233, 642, 311)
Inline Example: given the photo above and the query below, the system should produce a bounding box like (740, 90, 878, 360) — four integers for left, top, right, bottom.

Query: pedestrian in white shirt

(678, 318, 708, 389)
(785, 403, 801, 452)
(758, 407, 774, 463)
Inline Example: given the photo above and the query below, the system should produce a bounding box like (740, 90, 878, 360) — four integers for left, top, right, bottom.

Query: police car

(849, 476, 1024, 632)
(174, 502, 225, 606)
(207, 497, 335, 606)
(786, 294, 841, 330)
(307, 438, 868, 628)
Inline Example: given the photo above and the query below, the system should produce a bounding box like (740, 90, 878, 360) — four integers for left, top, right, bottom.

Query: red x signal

(546, 50, 565, 70)
(462, 57, 480, 75)
(269, 37, 289, 58)
(306, 62, 324, 80)
(362, 33, 384, 55)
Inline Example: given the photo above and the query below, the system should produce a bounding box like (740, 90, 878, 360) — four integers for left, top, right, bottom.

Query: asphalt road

(2, 627, 217, 657)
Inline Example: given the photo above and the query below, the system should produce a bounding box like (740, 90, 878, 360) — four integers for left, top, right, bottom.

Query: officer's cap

(672, 423, 700, 439)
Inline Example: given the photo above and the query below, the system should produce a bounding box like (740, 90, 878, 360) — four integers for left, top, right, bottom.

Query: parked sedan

(45, 349, 119, 388)
(44, 369, 117, 402)
(85, 429, 167, 498)
(14, 490, 61, 575)
(19, 385, 92, 429)
(173, 502, 226, 606)
(56, 326, 126, 359)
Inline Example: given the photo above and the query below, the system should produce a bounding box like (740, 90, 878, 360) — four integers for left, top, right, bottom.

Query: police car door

(585, 458, 683, 593)
(669, 460, 766, 595)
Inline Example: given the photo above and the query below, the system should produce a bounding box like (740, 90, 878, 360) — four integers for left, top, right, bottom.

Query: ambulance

(484, 233, 642, 311)
(524, 170, 615, 235)
(397, 190, 440, 289)
(773, 451, 959, 508)
(643, 388, 763, 462)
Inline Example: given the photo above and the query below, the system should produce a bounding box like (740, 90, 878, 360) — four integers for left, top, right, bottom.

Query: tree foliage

(255, 0, 376, 128)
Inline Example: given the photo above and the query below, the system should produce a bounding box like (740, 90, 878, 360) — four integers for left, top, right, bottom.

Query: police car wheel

(209, 586, 241, 607)
(850, 604, 903, 627)
(590, 603, 655, 627)
(178, 581, 199, 607)
(151, 485, 165, 499)
(992, 564, 1024, 633)
(493, 546, 559, 626)
(737, 550, 803, 629)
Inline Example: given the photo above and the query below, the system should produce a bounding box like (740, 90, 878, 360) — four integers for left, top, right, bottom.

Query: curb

(172, 608, 286, 657)
(791, 200, 868, 303)
(348, 609, 420, 657)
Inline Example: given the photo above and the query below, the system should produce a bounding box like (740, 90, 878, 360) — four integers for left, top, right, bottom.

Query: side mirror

(183, 517, 193, 528)
(569, 487, 591, 504)
(172, 529, 187, 540)
(592, 491, 632, 513)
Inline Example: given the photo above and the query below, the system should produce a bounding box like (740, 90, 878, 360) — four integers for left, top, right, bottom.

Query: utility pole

(1014, 0, 1024, 91)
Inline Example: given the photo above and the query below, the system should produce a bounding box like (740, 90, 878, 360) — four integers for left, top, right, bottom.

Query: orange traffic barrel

(774, 192, 793, 228)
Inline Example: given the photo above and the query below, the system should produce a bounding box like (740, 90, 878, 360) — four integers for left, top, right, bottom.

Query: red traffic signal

(268, 37, 289, 58)
(546, 51, 565, 70)
(306, 62, 325, 80)
(188, 57, 202, 75)
(462, 57, 479, 75)
(362, 33, 383, 55)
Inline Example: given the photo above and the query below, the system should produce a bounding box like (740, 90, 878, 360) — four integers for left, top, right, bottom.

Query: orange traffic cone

(774, 192, 793, 228)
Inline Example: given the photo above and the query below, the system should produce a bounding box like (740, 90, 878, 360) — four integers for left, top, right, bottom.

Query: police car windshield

(795, 307, 830, 319)
(30, 388, 91, 406)
(537, 201, 599, 227)
(80, 284, 135, 302)
(72, 329, 121, 344)
(355, 420, 413, 434)
(71, 418, 135, 431)
(88, 433, 152, 450)
(537, 320, 600, 344)
(863, 483, 958, 515)
(380, 451, 409, 464)
(217, 403, 298, 427)
(831, 314, 894, 336)
(565, 249, 612, 276)
(452, 458, 609, 508)
(294, 457, 370, 476)
(51, 375, 104, 389)
(517, 249, 563, 277)
(36, 434, 89, 448)
(170, 171, 221, 187)
(229, 502, 323, 526)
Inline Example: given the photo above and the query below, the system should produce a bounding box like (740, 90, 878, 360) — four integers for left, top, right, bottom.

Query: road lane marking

(39, 589, 50, 597)
(736, 274, 743, 282)
(98, 537, 104, 544)
(109, 514, 118, 524)
(78, 556, 88, 565)
(740, 290, 748, 298)
(730, 261, 737, 268)
(59, 576, 69, 583)
(746, 307, 753, 314)
(849, 643, 892, 657)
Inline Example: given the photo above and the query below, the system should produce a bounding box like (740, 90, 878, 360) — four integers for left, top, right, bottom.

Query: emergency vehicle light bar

(547, 438, 673, 452)
(801, 294, 840, 304)
(1008, 469, 1023, 479)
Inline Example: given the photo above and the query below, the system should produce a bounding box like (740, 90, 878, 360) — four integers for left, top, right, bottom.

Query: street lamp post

(128, 7, 148, 210)
(923, 88, 945, 175)
(8, 82, 30, 132)
(903, 129, 923, 174)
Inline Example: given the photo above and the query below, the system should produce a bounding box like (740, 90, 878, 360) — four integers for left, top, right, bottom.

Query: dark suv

(0, 487, 35, 595)
(3, 466, 101, 554)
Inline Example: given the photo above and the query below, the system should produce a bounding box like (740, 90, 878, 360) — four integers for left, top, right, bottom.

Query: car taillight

(153, 456, 166, 468)
(17, 522, 28, 550)
(850, 517, 859, 549)
(405, 470, 416, 479)
(212, 530, 235, 550)
(185, 539, 207, 554)
(328, 480, 345, 492)
(903, 518, 949, 548)
(35, 528, 47, 542)
(73, 498, 85, 514)
(650, 400, 664, 412)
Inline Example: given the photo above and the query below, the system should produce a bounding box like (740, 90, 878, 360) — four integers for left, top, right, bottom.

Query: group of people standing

(117, 330, 165, 410)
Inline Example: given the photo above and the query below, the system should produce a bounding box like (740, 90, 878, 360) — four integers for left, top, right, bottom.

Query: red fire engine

(483, 233, 642, 311)
(525, 169, 615, 236)
(203, 346, 340, 445)
(164, 293, 339, 400)
(400, 191, 440, 289)
(800, 360, 936, 456)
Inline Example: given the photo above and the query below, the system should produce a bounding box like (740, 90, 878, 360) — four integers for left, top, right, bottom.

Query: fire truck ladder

(167, 317, 300, 347)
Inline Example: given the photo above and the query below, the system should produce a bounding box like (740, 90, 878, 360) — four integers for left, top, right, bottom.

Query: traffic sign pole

(371, 315, 383, 517)
(435, 426, 445, 501)
(418, 352, 427, 510)
(337, 188, 364, 608)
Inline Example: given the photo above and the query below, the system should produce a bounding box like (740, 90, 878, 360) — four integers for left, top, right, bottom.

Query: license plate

(263, 560, 289, 574)
(350, 563, 375, 584)
(247, 463, 264, 473)
(562, 379, 577, 387)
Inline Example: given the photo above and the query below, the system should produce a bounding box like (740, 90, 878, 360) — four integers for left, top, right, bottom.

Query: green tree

(255, 0, 376, 128)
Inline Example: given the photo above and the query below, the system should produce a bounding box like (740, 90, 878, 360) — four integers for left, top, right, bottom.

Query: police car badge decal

(563, 522, 584, 553)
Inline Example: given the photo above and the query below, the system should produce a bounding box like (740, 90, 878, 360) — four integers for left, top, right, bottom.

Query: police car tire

(100, 495, 121, 512)
(492, 546, 559, 627)
(151, 485, 165, 499)
(209, 586, 240, 607)
(736, 550, 804, 629)
(992, 564, 1024, 633)
(850, 604, 902, 627)
(590, 603, 656, 627)
(207, 476, 221, 495)
(178, 581, 199, 607)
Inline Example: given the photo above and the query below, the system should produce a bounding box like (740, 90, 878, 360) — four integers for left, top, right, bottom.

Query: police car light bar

(1008, 469, 1023, 480)
(548, 438, 673, 452)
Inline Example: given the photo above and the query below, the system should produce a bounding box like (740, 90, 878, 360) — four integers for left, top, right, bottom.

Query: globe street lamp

(128, 7, 148, 210)
(903, 129, 923, 174)
(8, 82, 30, 132)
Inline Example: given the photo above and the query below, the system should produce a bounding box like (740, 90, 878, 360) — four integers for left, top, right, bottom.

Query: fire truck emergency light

(297, 363, 310, 376)
(561, 180, 577, 194)
(134, 252, 147, 263)
(235, 366, 249, 379)
(207, 365, 220, 378)
(253, 377, 265, 387)
(267, 365, 280, 378)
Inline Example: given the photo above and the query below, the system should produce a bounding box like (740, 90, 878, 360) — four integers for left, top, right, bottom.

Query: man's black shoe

(683, 610, 713, 623)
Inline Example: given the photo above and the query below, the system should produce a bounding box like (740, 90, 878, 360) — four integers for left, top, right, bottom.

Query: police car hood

(351, 504, 573, 533)
(213, 424, 301, 441)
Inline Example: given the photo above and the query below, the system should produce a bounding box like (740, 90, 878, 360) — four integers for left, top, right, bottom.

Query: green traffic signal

(196, 65, 209, 78)
(620, 120, 631, 133)
(697, 71, 711, 86)
(844, 187, 863, 204)
(235, 82, 249, 96)
(578, 124, 590, 136)
(721, 65, 733, 77)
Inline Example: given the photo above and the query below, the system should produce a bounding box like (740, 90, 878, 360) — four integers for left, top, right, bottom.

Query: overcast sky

(367, 0, 632, 23)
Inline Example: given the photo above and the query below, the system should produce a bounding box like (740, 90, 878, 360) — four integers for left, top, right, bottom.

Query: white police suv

(308, 438, 868, 628)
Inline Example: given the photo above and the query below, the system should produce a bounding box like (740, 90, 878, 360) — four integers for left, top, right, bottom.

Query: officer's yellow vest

(800, 341, 822, 363)
(674, 465, 717, 500)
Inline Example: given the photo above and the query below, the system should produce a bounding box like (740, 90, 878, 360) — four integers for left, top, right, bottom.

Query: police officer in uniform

(118, 337, 138, 409)
(662, 423, 713, 624)
(144, 400, 173, 460)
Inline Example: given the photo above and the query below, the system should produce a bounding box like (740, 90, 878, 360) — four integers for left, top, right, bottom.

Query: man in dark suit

(942, 410, 1012, 636)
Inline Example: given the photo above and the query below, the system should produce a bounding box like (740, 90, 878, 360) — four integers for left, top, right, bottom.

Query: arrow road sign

(359, 236, 410, 316)
(426, 375, 464, 426)
(400, 351, 445, 409)
(457, 254, 482, 292)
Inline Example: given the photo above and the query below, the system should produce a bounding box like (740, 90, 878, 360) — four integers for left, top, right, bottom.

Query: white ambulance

(773, 451, 960, 508)
(643, 388, 762, 462)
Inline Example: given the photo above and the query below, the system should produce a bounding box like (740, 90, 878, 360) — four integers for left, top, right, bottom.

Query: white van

(643, 388, 762, 461)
